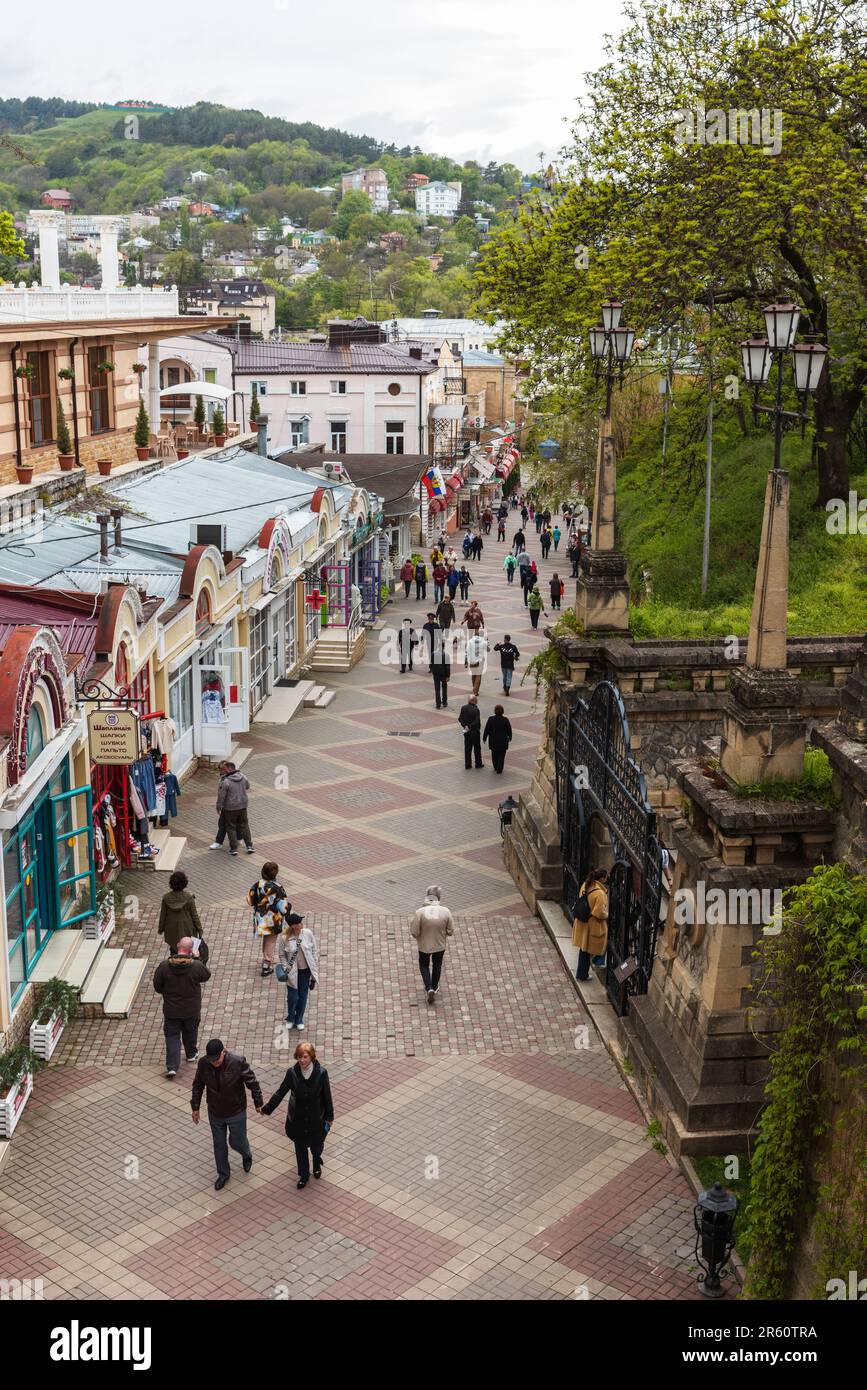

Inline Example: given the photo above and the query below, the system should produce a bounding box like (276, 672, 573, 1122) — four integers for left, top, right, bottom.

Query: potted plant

(15, 462, 34, 485)
(249, 384, 261, 432)
(194, 395, 206, 437)
(14, 363, 35, 381)
(134, 398, 150, 460)
(0, 1043, 45, 1138)
(58, 366, 75, 382)
(131, 362, 147, 386)
(212, 404, 226, 447)
(56, 399, 75, 470)
(96, 361, 115, 374)
(83, 882, 117, 943)
(30, 977, 79, 1060)
(97, 457, 113, 477)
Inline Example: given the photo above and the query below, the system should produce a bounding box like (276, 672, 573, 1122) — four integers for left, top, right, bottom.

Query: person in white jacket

(278, 914, 319, 1030)
(409, 885, 455, 1004)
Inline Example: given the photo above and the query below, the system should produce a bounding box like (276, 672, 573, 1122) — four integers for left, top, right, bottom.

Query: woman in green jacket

(527, 585, 546, 629)
(158, 872, 203, 952)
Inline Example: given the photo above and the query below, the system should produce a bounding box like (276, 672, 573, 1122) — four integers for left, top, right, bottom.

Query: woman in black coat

(483, 704, 513, 775)
(261, 1041, 334, 1188)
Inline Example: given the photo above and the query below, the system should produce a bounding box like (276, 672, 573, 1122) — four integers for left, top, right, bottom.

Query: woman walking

(461, 599, 484, 635)
(549, 573, 563, 610)
(458, 565, 474, 602)
(527, 584, 546, 628)
(261, 1041, 334, 1189)
(400, 558, 414, 598)
(278, 911, 319, 1030)
(572, 868, 610, 982)
(158, 871, 203, 954)
(483, 705, 513, 774)
(247, 861, 290, 977)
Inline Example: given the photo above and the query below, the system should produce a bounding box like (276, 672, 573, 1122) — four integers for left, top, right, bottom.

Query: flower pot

(214, 435, 226, 447)
(97, 459, 112, 477)
(15, 465, 34, 485)
(136, 446, 150, 461)
(30, 1012, 65, 1061)
(177, 449, 189, 460)
(58, 453, 75, 472)
(0, 1071, 33, 1138)
(249, 420, 258, 432)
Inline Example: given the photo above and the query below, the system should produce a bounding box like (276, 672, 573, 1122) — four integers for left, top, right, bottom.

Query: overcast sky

(4, 0, 622, 170)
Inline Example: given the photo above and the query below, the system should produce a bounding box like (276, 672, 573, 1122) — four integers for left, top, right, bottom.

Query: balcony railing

(0, 285, 181, 322)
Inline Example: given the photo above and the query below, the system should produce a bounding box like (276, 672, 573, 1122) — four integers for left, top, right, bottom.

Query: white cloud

(5, 0, 619, 167)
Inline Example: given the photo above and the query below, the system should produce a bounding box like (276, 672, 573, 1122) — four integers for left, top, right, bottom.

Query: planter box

(0, 1072, 33, 1138)
(83, 898, 115, 944)
(30, 1012, 65, 1060)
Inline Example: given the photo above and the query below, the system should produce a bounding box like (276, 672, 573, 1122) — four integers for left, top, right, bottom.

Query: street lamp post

(588, 299, 635, 419)
(740, 303, 828, 466)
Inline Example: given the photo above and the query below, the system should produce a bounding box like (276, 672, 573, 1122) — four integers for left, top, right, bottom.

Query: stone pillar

(575, 422, 630, 634)
(720, 471, 805, 784)
(31, 211, 63, 290)
(147, 341, 161, 439)
(839, 637, 867, 741)
(92, 217, 121, 292)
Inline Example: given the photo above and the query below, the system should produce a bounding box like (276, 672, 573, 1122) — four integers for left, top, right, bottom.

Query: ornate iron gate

(555, 680, 663, 1015)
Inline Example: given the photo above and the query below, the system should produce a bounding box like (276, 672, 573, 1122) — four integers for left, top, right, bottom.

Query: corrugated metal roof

(0, 591, 100, 666)
(0, 516, 102, 586)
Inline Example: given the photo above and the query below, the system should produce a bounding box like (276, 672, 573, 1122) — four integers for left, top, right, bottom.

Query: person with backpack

(247, 861, 290, 977)
(497, 513, 507, 542)
(493, 635, 520, 695)
(277, 911, 319, 1030)
(549, 572, 564, 610)
(503, 551, 517, 584)
(414, 558, 428, 600)
(261, 1040, 334, 1189)
(527, 584, 546, 628)
(572, 868, 610, 981)
(400, 558, 414, 598)
(158, 870, 203, 954)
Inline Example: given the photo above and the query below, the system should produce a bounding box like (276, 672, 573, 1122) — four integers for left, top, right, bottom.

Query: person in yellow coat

(572, 868, 609, 981)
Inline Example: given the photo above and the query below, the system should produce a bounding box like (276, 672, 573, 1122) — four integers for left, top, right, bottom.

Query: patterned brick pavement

(0, 513, 704, 1300)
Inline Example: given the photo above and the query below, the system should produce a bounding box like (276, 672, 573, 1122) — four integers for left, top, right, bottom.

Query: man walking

(153, 937, 211, 1078)
(431, 629, 451, 709)
(191, 1038, 264, 1191)
(432, 559, 447, 603)
(398, 617, 418, 673)
(436, 592, 455, 631)
(209, 760, 231, 850)
(421, 612, 440, 670)
(465, 629, 488, 696)
(494, 634, 520, 696)
(503, 551, 517, 584)
(513, 527, 526, 555)
(414, 557, 428, 600)
(216, 763, 254, 856)
(459, 692, 484, 768)
(409, 885, 455, 1004)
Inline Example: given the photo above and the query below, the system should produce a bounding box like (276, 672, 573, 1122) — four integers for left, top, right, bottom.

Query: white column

(31, 211, 63, 290)
(148, 342, 160, 434)
(93, 217, 121, 292)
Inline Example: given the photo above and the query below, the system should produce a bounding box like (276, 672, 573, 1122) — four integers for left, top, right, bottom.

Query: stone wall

(5, 425, 138, 486)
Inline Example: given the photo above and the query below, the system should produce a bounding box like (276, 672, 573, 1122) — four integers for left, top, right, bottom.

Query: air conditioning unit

(323, 461, 344, 477)
(190, 522, 227, 550)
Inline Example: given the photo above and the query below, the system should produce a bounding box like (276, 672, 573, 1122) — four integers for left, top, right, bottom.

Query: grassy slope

(617, 414, 867, 637)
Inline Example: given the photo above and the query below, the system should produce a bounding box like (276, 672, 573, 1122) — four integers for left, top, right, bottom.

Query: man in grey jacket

(215, 763, 253, 856)
(409, 885, 455, 1004)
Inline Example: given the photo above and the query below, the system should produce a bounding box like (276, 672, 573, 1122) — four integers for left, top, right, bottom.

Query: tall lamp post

(588, 299, 636, 419)
(740, 303, 828, 464)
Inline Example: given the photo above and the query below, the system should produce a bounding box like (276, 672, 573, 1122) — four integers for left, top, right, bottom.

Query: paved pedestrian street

(0, 523, 701, 1301)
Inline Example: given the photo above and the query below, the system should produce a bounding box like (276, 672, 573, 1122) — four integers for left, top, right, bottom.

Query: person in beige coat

(572, 869, 609, 981)
(409, 885, 454, 1004)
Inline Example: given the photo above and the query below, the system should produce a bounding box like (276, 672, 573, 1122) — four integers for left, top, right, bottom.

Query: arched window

(114, 642, 129, 691)
(195, 588, 212, 637)
(26, 704, 45, 761)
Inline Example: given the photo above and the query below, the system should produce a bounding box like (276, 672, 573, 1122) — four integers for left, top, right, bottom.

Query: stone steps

(103, 957, 149, 1018)
(29, 929, 82, 983)
(46, 931, 148, 1020)
(79, 947, 126, 1013)
(256, 680, 315, 724)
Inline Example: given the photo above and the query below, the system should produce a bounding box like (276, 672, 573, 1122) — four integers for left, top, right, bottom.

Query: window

(26, 351, 54, 445)
(162, 364, 191, 410)
(251, 380, 268, 395)
(385, 421, 405, 455)
(87, 347, 112, 434)
(26, 706, 45, 761)
(195, 589, 212, 636)
(291, 419, 310, 447)
(329, 421, 347, 452)
(168, 659, 194, 736)
(289, 380, 306, 396)
(330, 380, 346, 394)
(387, 382, 401, 396)
(204, 368, 217, 384)
(249, 609, 270, 711)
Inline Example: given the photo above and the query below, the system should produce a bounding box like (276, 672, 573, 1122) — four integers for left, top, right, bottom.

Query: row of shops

(0, 444, 389, 1031)
(423, 432, 521, 539)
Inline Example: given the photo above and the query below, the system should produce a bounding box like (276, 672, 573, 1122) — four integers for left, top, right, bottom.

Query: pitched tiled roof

(199, 333, 434, 376)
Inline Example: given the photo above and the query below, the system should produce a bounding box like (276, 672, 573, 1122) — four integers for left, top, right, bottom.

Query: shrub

(56, 399, 72, 455)
(134, 398, 150, 449)
(212, 405, 225, 436)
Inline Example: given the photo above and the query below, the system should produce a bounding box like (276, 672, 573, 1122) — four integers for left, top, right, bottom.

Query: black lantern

(589, 299, 636, 415)
(693, 1181, 738, 1298)
(741, 302, 828, 469)
(498, 794, 519, 839)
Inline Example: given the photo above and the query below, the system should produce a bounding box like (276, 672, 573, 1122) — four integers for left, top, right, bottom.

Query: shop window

(249, 608, 270, 711)
(169, 659, 194, 736)
(26, 705, 45, 762)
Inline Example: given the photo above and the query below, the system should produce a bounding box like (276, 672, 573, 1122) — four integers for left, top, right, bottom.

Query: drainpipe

(257, 413, 268, 456)
(69, 337, 81, 467)
(11, 342, 22, 471)
(418, 375, 424, 453)
(97, 513, 110, 562)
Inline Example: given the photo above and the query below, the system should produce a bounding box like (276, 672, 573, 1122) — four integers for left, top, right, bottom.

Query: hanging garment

(93, 819, 107, 874)
(128, 778, 146, 821)
(154, 780, 167, 820)
(103, 815, 119, 867)
(201, 689, 225, 725)
(130, 757, 157, 814)
(163, 772, 180, 819)
(148, 717, 178, 755)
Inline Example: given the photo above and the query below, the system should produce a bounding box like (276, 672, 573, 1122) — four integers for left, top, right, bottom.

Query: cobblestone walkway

(0, 515, 702, 1300)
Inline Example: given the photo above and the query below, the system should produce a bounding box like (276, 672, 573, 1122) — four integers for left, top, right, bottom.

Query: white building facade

(414, 181, 461, 218)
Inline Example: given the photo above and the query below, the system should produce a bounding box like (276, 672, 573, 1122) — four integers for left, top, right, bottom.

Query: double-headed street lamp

(589, 299, 636, 417)
(740, 303, 828, 468)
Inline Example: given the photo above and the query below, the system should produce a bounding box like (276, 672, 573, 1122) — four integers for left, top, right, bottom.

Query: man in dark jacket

(153, 938, 211, 1078)
(436, 594, 455, 631)
(493, 635, 521, 696)
(421, 613, 440, 671)
(216, 764, 253, 856)
(458, 693, 483, 769)
(431, 629, 451, 709)
(191, 1038, 264, 1190)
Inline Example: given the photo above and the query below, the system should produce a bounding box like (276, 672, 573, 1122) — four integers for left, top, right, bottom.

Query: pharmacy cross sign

(305, 589, 327, 612)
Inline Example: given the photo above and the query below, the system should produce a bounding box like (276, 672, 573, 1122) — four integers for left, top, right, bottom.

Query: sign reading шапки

(87, 708, 139, 765)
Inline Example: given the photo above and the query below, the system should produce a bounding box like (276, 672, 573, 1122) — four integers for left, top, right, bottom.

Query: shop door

(196, 663, 232, 758)
(322, 561, 350, 625)
(222, 647, 250, 733)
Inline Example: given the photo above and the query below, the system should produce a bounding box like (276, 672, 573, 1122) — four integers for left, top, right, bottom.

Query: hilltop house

(41, 189, 74, 212)
(340, 168, 389, 212)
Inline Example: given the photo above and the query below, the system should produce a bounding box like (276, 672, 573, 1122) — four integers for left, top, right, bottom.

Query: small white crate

(0, 1072, 33, 1139)
(29, 1012, 65, 1061)
(82, 898, 115, 944)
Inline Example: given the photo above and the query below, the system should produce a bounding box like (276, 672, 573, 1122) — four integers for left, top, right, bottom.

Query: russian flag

(422, 466, 445, 499)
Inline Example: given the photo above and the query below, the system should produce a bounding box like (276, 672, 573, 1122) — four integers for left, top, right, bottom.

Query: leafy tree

(163, 249, 201, 287)
(0, 209, 24, 261)
(333, 190, 373, 240)
(307, 207, 333, 231)
(70, 251, 99, 282)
